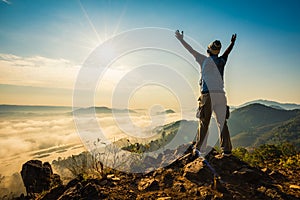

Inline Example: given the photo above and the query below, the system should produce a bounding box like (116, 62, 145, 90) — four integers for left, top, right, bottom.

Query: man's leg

(195, 93, 212, 153)
(220, 120, 232, 153)
(212, 93, 232, 153)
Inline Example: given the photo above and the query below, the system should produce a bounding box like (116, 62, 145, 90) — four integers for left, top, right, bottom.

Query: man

(175, 30, 236, 157)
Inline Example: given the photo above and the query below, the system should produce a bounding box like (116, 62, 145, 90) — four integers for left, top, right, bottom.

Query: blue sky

(0, 0, 299, 106)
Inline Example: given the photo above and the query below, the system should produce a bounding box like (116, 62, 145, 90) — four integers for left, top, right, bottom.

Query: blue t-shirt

(196, 54, 227, 93)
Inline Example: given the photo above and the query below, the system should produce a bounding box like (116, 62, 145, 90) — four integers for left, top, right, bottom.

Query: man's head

(207, 40, 221, 55)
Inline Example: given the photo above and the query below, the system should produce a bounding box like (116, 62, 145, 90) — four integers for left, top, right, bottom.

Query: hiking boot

(193, 148, 206, 158)
(222, 151, 232, 157)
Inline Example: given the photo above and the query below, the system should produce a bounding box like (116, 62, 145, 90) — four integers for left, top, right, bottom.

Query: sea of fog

(0, 106, 197, 177)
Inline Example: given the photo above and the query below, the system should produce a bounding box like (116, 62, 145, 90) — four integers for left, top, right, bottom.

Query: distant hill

(150, 120, 197, 150)
(132, 103, 300, 151)
(156, 109, 176, 115)
(118, 102, 300, 152)
(238, 99, 300, 110)
(121, 120, 198, 153)
(228, 103, 299, 136)
(72, 107, 136, 115)
(0, 105, 72, 117)
(228, 103, 300, 149)
(0, 105, 136, 117)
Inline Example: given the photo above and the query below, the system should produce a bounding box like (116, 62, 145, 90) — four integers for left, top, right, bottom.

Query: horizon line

(1, 98, 300, 108)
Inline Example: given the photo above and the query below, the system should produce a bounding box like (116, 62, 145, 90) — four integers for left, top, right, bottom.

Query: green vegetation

(254, 115, 300, 149)
(52, 151, 103, 180)
(121, 130, 175, 153)
(122, 120, 197, 153)
(233, 143, 300, 170)
(52, 139, 139, 180)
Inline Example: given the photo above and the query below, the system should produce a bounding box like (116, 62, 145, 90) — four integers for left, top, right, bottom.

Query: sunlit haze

(0, 0, 299, 107)
(0, 2, 300, 195)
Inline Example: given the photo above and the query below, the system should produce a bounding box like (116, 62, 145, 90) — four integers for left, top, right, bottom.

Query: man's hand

(175, 29, 204, 60)
(231, 34, 237, 43)
(175, 30, 184, 40)
(223, 33, 237, 57)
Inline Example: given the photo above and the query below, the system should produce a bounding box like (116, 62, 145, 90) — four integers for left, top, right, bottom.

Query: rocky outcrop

(20, 160, 61, 196)
(183, 157, 213, 184)
(18, 147, 300, 200)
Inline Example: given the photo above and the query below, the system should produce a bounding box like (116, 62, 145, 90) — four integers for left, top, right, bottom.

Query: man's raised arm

(222, 34, 237, 58)
(175, 30, 204, 60)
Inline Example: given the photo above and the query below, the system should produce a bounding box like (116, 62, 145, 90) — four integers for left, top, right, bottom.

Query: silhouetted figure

(175, 30, 236, 156)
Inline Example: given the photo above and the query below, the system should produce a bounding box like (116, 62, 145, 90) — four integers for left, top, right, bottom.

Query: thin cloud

(0, 110, 187, 178)
(0, 54, 77, 68)
(0, 116, 79, 158)
(0, 53, 80, 89)
(2, 0, 11, 5)
(0, 112, 182, 158)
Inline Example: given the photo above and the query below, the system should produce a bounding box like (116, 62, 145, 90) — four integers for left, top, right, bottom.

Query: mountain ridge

(132, 103, 300, 151)
(237, 99, 300, 110)
(2, 99, 300, 111)
(0, 105, 136, 114)
(228, 103, 299, 136)
(228, 103, 300, 149)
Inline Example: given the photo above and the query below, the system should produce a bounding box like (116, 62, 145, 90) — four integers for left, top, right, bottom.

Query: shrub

(233, 143, 299, 170)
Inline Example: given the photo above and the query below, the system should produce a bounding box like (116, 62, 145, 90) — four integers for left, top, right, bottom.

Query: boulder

(138, 178, 160, 191)
(209, 155, 248, 174)
(162, 169, 174, 188)
(20, 160, 61, 195)
(40, 185, 65, 200)
(183, 157, 213, 185)
(173, 182, 186, 192)
(233, 167, 263, 183)
(80, 182, 101, 199)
